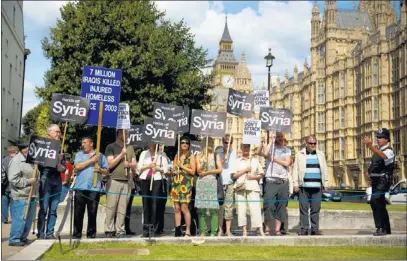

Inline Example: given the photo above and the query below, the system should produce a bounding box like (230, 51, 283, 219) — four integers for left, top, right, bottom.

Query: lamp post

(264, 48, 275, 144)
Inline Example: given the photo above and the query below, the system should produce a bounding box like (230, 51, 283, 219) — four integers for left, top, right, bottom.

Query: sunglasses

(224, 142, 230, 144)
(307, 142, 317, 145)
(181, 141, 190, 145)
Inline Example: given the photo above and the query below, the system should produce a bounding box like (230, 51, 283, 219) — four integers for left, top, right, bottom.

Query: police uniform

(368, 128, 395, 236)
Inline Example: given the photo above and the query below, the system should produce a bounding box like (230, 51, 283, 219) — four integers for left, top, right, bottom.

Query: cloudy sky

(22, 0, 363, 116)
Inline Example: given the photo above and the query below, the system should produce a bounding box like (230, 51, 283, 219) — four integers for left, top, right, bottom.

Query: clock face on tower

(222, 75, 235, 88)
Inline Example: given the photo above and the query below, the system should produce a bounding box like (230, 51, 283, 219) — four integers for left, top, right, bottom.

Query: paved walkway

(1, 223, 37, 260)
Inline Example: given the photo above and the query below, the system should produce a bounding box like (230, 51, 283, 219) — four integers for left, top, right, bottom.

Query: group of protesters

(2, 123, 396, 245)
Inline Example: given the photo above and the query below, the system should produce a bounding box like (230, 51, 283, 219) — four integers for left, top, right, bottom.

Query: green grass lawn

(98, 195, 406, 212)
(42, 243, 406, 260)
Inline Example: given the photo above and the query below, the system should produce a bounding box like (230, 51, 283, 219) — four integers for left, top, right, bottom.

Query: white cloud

(23, 1, 67, 27)
(22, 80, 41, 116)
(155, 1, 313, 89)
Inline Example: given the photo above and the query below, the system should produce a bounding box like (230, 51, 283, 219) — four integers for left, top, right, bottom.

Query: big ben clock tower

(213, 16, 239, 88)
(209, 16, 254, 155)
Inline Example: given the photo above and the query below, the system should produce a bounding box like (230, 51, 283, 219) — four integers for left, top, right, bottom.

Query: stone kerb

(55, 203, 406, 236)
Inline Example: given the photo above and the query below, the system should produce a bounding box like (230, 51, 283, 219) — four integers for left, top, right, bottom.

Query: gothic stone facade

(271, 0, 406, 189)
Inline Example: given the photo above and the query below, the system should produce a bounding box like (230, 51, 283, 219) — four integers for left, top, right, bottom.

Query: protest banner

(50, 94, 90, 124)
(26, 136, 61, 168)
(253, 90, 270, 113)
(189, 109, 226, 137)
(142, 117, 177, 146)
(259, 107, 293, 133)
(81, 65, 122, 186)
(190, 140, 203, 156)
(227, 88, 254, 118)
(243, 119, 261, 145)
(116, 103, 131, 176)
(80, 66, 122, 127)
(127, 125, 147, 148)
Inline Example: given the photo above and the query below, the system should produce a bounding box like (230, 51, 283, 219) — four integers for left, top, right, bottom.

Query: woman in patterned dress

(171, 136, 196, 237)
(195, 137, 222, 237)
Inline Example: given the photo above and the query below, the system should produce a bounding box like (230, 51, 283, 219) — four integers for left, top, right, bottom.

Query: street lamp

(264, 48, 275, 144)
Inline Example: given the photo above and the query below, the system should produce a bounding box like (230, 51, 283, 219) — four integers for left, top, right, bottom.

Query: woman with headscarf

(195, 137, 222, 237)
(171, 136, 196, 237)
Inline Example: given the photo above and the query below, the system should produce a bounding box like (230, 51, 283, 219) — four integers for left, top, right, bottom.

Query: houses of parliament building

(206, 0, 406, 189)
(270, 0, 406, 189)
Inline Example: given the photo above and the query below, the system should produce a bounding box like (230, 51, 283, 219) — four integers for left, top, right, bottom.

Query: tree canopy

(36, 0, 213, 153)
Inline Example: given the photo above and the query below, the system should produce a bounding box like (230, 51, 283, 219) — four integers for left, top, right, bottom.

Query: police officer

(364, 128, 395, 236)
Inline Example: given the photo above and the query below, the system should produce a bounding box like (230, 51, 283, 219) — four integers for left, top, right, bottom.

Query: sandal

(264, 230, 271, 236)
(275, 231, 282, 236)
(185, 233, 191, 237)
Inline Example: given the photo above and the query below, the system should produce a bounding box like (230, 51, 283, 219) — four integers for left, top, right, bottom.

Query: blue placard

(80, 66, 122, 127)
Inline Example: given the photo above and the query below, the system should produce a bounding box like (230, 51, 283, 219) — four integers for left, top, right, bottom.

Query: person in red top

(60, 154, 73, 202)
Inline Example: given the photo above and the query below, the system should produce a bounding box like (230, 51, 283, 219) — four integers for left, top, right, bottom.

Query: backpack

(1, 157, 11, 193)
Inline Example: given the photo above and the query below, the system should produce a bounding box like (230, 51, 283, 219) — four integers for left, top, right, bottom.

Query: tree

(22, 102, 43, 136)
(21, 101, 50, 138)
(37, 0, 213, 153)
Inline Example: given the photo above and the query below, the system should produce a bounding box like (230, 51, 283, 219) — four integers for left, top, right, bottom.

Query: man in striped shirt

(293, 136, 329, 236)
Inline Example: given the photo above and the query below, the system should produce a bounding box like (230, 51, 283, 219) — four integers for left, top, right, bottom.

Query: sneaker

(105, 232, 114, 238)
(45, 235, 57, 240)
(311, 230, 323, 236)
(298, 230, 309, 236)
(373, 228, 387, 236)
(125, 230, 136, 235)
(116, 232, 125, 238)
(9, 242, 24, 247)
(21, 238, 35, 244)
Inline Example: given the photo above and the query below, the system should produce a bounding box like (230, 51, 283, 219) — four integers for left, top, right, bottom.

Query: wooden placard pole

(123, 131, 128, 177)
(205, 136, 209, 160)
(225, 134, 232, 162)
(24, 164, 38, 220)
(177, 134, 181, 180)
(150, 144, 159, 191)
(61, 122, 68, 154)
(93, 101, 103, 188)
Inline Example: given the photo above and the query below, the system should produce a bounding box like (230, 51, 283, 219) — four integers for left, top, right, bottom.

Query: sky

(21, 0, 401, 116)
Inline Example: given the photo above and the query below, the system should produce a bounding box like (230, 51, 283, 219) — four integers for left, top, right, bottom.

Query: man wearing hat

(364, 128, 395, 236)
(7, 142, 39, 246)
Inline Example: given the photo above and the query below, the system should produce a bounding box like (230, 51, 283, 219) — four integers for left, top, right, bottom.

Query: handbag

(216, 174, 225, 205)
(212, 153, 225, 205)
(233, 175, 247, 192)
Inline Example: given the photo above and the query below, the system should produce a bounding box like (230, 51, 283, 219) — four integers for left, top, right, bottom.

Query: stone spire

(294, 64, 298, 82)
(241, 51, 246, 65)
(276, 75, 281, 90)
(220, 15, 233, 43)
(401, 0, 407, 26)
(304, 58, 309, 73)
(311, 1, 321, 38)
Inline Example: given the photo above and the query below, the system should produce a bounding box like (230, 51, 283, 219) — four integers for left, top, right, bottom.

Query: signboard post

(127, 125, 147, 148)
(81, 65, 122, 187)
(243, 119, 261, 145)
(254, 90, 270, 113)
(117, 103, 131, 176)
(80, 66, 122, 127)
